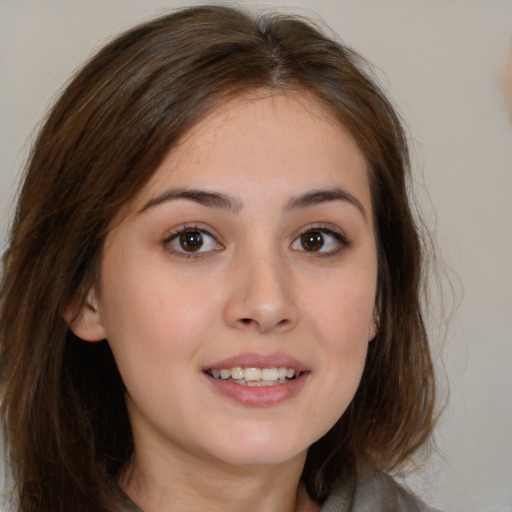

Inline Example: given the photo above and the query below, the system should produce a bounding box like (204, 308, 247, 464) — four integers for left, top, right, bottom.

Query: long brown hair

(0, 5, 436, 511)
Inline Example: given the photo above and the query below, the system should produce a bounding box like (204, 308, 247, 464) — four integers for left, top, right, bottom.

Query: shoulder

(320, 471, 441, 512)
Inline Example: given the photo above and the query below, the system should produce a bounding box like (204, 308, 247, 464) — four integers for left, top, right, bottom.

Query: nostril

(238, 317, 290, 329)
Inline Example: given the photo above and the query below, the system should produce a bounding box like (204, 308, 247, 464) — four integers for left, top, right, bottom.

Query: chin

(215, 449, 305, 469)
(204, 430, 310, 468)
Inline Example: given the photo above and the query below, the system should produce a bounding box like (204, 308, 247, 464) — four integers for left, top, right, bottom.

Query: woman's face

(78, 92, 378, 470)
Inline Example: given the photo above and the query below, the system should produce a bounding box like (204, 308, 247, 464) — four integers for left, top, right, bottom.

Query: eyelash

(162, 224, 350, 259)
(291, 226, 350, 258)
(162, 224, 223, 259)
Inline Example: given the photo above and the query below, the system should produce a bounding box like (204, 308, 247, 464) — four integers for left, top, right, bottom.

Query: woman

(0, 5, 438, 511)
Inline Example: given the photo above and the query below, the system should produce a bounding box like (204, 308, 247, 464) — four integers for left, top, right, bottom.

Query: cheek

(317, 293, 372, 385)
(303, 264, 376, 412)
(98, 256, 218, 372)
(306, 264, 377, 344)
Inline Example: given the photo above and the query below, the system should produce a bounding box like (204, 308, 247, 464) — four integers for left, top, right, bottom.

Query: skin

(72, 91, 378, 512)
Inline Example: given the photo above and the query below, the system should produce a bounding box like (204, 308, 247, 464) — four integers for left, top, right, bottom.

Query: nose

(223, 251, 299, 334)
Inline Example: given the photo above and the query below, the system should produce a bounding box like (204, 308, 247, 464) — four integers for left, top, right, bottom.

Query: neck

(118, 444, 318, 512)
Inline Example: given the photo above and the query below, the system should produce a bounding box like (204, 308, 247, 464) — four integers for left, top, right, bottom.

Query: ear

(62, 288, 106, 342)
(368, 306, 380, 342)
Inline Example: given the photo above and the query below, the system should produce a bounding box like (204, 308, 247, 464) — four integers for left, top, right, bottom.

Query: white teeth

(208, 366, 299, 383)
(230, 367, 244, 379)
(244, 367, 262, 381)
(278, 367, 288, 379)
(261, 368, 278, 381)
(247, 379, 285, 387)
(233, 378, 288, 387)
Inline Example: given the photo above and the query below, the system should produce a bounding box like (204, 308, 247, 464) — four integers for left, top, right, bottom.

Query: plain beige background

(1, 1, 511, 511)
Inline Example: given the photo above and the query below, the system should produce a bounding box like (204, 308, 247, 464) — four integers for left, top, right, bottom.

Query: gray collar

(118, 471, 439, 512)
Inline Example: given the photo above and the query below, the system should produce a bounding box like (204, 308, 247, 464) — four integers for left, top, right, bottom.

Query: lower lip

(204, 373, 309, 406)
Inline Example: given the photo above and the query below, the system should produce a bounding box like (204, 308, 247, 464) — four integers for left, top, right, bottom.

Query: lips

(202, 352, 309, 406)
(205, 366, 300, 386)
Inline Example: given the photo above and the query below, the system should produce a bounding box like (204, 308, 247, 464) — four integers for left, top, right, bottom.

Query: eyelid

(290, 224, 350, 256)
(162, 224, 224, 257)
(161, 222, 349, 259)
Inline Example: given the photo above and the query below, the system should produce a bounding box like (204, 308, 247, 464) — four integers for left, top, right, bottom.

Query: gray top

(119, 471, 439, 512)
(321, 471, 439, 512)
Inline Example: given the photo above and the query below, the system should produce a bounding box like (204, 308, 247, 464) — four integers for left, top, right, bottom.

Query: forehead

(119, 90, 372, 222)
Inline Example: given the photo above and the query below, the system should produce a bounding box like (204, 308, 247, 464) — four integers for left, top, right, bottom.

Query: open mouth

(204, 366, 301, 387)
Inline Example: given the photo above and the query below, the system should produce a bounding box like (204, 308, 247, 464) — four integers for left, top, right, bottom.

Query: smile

(205, 367, 300, 386)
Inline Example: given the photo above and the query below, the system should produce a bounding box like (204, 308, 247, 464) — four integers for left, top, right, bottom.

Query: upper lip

(203, 352, 309, 372)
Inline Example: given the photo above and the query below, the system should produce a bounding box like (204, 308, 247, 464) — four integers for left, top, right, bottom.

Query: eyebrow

(284, 188, 367, 219)
(138, 186, 366, 219)
(138, 188, 242, 214)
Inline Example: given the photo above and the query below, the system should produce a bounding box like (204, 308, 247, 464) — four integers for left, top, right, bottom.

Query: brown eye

(291, 227, 348, 256)
(300, 231, 324, 252)
(179, 231, 203, 252)
(166, 228, 220, 255)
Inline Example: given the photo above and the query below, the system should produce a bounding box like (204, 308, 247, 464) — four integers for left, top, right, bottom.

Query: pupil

(179, 231, 203, 251)
(301, 231, 323, 251)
